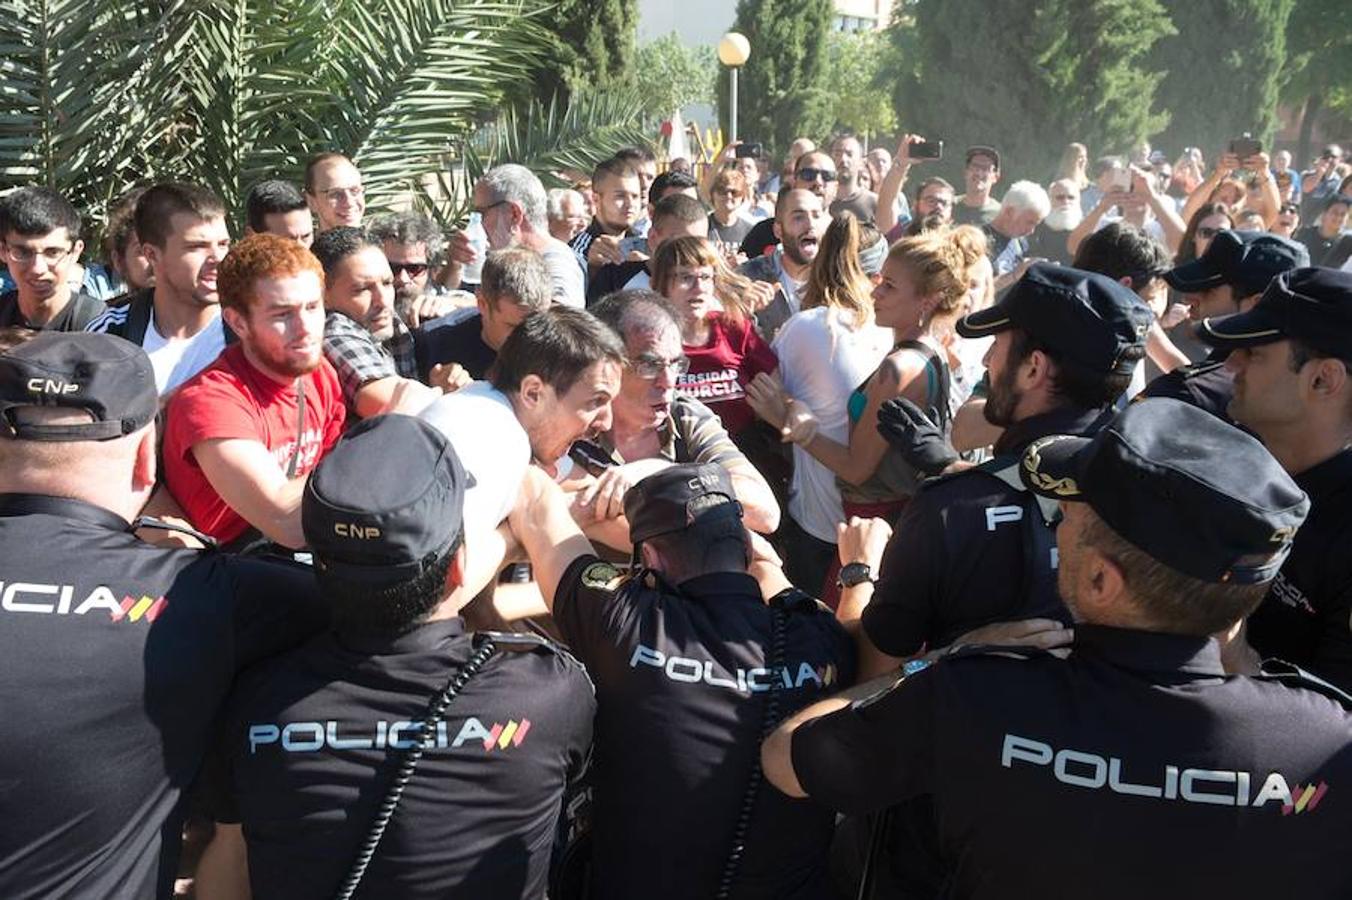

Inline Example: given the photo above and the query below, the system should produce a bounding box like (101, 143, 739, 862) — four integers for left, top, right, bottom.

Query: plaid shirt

(322, 311, 418, 409)
(592, 395, 744, 467)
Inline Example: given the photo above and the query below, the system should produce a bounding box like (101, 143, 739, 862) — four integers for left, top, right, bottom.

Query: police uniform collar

(1074, 624, 1224, 677)
(1292, 445, 1352, 499)
(993, 405, 1106, 457)
(334, 616, 468, 655)
(0, 492, 130, 532)
(676, 571, 763, 602)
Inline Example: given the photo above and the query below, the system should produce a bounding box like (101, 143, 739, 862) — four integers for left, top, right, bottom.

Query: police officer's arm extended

(507, 465, 597, 611)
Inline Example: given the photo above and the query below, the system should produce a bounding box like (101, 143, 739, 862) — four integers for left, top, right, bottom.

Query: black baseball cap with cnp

(0, 332, 157, 441)
(1164, 229, 1308, 298)
(624, 463, 743, 554)
(303, 414, 472, 585)
(1197, 267, 1352, 358)
(1020, 398, 1309, 584)
(956, 263, 1153, 376)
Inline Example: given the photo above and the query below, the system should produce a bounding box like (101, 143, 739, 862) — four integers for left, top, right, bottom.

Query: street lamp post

(718, 32, 751, 144)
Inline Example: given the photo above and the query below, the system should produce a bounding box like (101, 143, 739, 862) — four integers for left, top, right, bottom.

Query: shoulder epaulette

(1257, 658, 1352, 712)
(578, 559, 628, 594)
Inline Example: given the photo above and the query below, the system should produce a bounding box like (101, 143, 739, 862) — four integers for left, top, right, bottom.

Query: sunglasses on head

(389, 262, 429, 277)
(796, 167, 837, 183)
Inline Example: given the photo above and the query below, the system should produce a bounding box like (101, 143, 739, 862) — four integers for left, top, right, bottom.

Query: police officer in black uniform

(765, 398, 1352, 899)
(1194, 267, 1352, 692)
(1140, 229, 1308, 419)
(0, 333, 326, 899)
(859, 264, 1153, 676)
(507, 461, 855, 900)
(197, 413, 595, 899)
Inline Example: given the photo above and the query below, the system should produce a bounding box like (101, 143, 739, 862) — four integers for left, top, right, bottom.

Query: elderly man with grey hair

(547, 187, 589, 244)
(367, 211, 450, 325)
(446, 164, 585, 307)
(983, 180, 1052, 289)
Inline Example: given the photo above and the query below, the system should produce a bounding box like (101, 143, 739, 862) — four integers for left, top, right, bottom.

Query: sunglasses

(389, 262, 429, 277)
(796, 168, 837, 183)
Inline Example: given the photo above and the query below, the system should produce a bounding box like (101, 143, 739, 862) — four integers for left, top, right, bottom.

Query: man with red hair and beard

(163, 233, 345, 550)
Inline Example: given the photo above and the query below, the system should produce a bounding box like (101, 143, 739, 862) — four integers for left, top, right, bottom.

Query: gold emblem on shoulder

(1021, 436, 1082, 497)
(581, 561, 624, 592)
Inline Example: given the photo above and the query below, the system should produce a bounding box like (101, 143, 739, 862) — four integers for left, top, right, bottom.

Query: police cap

(303, 413, 472, 584)
(1196, 267, 1352, 359)
(1020, 398, 1309, 584)
(1164, 229, 1308, 298)
(624, 462, 743, 545)
(956, 263, 1152, 377)
(0, 332, 157, 442)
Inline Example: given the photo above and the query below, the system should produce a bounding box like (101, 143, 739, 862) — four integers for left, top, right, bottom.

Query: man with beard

(829, 133, 878, 224)
(304, 152, 365, 233)
(739, 151, 838, 259)
(1025, 178, 1082, 265)
(953, 146, 1002, 226)
(162, 234, 346, 550)
(856, 264, 1152, 678)
(86, 182, 234, 396)
(738, 189, 829, 341)
(310, 227, 441, 418)
(366, 211, 447, 325)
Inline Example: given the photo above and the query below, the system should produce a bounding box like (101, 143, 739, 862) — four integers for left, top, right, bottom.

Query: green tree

(717, 0, 834, 158)
(823, 31, 897, 143)
(527, 0, 639, 104)
(634, 33, 717, 125)
(1147, 0, 1294, 159)
(881, 0, 1173, 180)
(1279, 0, 1352, 165)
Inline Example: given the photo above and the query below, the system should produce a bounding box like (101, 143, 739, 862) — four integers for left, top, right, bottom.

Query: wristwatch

(837, 562, 875, 589)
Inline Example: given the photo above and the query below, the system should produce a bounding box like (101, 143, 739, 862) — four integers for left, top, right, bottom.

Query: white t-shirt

(144, 312, 227, 396)
(540, 239, 586, 308)
(418, 382, 531, 537)
(773, 306, 894, 542)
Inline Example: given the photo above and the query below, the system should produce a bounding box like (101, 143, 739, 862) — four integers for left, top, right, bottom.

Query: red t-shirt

(677, 312, 778, 434)
(162, 344, 346, 545)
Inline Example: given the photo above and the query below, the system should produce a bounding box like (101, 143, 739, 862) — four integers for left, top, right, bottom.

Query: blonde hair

(802, 213, 874, 329)
(887, 225, 982, 326)
(1056, 142, 1090, 189)
(651, 236, 755, 325)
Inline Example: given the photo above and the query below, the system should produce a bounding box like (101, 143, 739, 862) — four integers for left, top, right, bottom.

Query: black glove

(876, 398, 958, 476)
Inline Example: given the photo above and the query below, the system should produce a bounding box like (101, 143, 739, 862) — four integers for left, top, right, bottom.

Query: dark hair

(103, 186, 148, 264)
(591, 288, 682, 345)
(1176, 202, 1234, 265)
(0, 187, 81, 239)
(1072, 222, 1171, 292)
(1092, 156, 1124, 178)
(1288, 339, 1352, 373)
(304, 152, 353, 194)
(1324, 194, 1352, 213)
(645, 497, 749, 581)
(649, 170, 698, 203)
(651, 193, 707, 231)
(480, 247, 551, 312)
(914, 176, 954, 204)
(134, 182, 226, 249)
(491, 306, 624, 396)
(245, 180, 307, 233)
(614, 146, 656, 166)
(592, 157, 639, 188)
(309, 226, 376, 276)
(318, 533, 460, 634)
(1007, 327, 1138, 409)
(1076, 509, 1267, 636)
(366, 211, 444, 262)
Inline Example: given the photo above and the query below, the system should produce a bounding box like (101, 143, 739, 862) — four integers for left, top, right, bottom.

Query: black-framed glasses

(796, 168, 837, 183)
(6, 243, 73, 267)
(473, 199, 510, 217)
(630, 353, 690, 380)
(388, 262, 429, 278)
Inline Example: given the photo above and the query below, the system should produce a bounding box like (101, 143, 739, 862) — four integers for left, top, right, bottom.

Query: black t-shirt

(413, 312, 496, 381)
(864, 407, 1106, 657)
(739, 218, 779, 259)
(0, 288, 104, 331)
(0, 494, 327, 900)
(205, 619, 594, 899)
(551, 556, 856, 900)
(1247, 449, 1352, 692)
(792, 625, 1352, 899)
(1139, 350, 1234, 421)
(708, 213, 755, 246)
(586, 260, 649, 306)
(1293, 224, 1344, 267)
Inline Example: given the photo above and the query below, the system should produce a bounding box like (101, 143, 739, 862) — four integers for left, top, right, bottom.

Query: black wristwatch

(837, 562, 875, 589)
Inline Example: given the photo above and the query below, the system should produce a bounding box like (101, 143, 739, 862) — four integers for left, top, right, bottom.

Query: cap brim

(1163, 259, 1224, 293)
(956, 304, 1014, 339)
(1196, 308, 1284, 348)
(1019, 434, 1092, 500)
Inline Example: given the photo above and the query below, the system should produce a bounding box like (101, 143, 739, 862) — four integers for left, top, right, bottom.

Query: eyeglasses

(388, 262, 429, 278)
(474, 199, 510, 217)
(630, 353, 690, 380)
(322, 186, 364, 202)
(674, 271, 715, 290)
(6, 244, 73, 267)
(796, 168, 837, 183)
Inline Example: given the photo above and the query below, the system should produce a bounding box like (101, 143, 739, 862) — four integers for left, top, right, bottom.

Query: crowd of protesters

(1, 126, 1352, 900)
